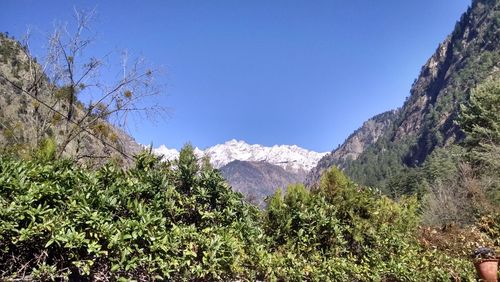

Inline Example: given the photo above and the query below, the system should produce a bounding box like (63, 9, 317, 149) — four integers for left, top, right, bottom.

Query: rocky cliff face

(398, 0, 498, 140)
(309, 0, 500, 187)
(305, 110, 397, 186)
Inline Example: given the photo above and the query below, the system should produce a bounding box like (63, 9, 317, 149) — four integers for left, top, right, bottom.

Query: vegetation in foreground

(0, 144, 496, 281)
(0, 78, 498, 281)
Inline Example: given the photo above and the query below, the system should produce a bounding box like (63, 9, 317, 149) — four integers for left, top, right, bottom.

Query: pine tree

(458, 78, 500, 170)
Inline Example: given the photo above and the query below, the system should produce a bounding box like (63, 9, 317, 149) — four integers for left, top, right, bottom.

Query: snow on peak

(153, 145, 180, 161)
(153, 140, 327, 173)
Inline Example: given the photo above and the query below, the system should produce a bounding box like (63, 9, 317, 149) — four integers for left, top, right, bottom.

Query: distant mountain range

(154, 139, 327, 172)
(153, 140, 327, 203)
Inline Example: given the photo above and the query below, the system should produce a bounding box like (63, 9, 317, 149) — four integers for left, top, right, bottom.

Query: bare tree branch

(1, 8, 168, 162)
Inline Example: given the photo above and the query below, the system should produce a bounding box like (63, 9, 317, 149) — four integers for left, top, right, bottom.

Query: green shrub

(0, 148, 263, 280)
(262, 167, 476, 281)
(0, 155, 477, 280)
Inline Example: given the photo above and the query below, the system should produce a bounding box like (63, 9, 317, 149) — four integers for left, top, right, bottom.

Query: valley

(0, 0, 498, 280)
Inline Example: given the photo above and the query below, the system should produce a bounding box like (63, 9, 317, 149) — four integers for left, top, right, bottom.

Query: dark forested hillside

(309, 0, 500, 190)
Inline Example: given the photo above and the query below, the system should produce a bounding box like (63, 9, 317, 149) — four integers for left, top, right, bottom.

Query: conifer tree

(458, 78, 500, 170)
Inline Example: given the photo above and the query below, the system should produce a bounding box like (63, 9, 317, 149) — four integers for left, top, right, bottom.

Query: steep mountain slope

(219, 160, 304, 206)
(0, 33, 142, 164)
(305, 110, 398, 186)
(309, 0, 499, 189)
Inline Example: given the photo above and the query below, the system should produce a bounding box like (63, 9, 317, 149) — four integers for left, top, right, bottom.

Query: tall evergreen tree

(458, 78, 500, 170)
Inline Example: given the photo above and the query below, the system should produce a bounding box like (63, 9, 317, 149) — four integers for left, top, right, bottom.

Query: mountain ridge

(154, 140, 327, 202)
(153, 139, 327, 173)
(308, 0, 499, 189)
(305, 110, 398, 186)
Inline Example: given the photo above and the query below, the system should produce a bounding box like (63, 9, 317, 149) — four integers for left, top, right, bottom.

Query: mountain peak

(153, 140, 327, 173)
(225, 139, 246, 145)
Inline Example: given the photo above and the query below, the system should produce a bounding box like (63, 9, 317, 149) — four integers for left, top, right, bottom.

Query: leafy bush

(0, 147, 263, 280)
(0, 153, 479, 280)
(263, 167, 476, 281)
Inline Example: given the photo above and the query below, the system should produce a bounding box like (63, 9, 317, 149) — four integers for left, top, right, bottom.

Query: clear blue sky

(2, 0, 470, 152)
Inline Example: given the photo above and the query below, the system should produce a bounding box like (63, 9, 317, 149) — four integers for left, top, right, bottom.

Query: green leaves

(458, 77, 500, 170)
(0, 154, 480, 280)
(262, 167, 476, 281)
(0, 152, 260, 280)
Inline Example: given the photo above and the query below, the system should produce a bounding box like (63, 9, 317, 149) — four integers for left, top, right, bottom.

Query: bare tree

(0, 8, 166, 161)
(422, 162, 495, 226)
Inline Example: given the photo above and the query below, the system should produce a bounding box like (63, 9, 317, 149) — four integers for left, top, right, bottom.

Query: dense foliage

(459, 78, 500, 172)
(0, 149, 483, 281)
(263, 168, 476, 281)
(0, 149, 264, 280)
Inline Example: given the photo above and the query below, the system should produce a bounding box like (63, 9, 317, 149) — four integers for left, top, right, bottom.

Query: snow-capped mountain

(153, 139, 327, 173)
